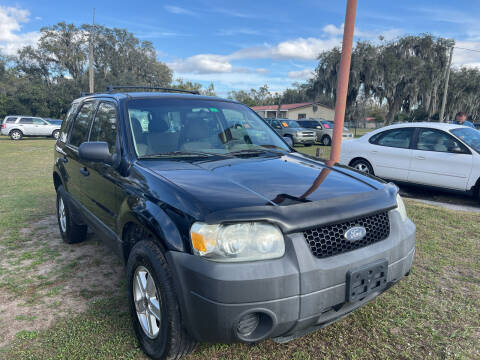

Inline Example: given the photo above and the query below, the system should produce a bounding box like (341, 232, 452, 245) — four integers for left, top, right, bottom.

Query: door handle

(415, 156, 426, 160)
(371, 150, 378, 154)
(58, 157, 67, 164)
(79, 167, 90, 176)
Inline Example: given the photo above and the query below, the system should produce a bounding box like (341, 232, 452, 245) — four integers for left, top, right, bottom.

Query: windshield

(282, 120, 301, 128)
(127, 98, 290, 157)
(299, 120, 319, 128)
(451, 127, 480, 153)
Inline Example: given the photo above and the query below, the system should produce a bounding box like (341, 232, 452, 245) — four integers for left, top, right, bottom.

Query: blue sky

(1, 0, 480, 95)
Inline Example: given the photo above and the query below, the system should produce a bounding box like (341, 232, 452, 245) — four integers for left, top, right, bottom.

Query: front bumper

(294, 136, 316, 144)
(167, 211, 415, 343)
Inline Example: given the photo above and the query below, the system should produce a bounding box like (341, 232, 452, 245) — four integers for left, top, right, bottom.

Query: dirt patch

(0, 215, 125, 348)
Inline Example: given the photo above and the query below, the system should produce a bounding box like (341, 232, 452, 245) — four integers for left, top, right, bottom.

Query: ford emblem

(344, 226, 366, 242)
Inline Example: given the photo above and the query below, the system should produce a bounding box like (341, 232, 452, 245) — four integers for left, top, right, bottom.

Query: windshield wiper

(139, 151, 227, 159)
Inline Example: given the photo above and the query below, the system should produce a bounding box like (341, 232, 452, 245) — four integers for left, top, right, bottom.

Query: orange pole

(329, 0, 357, 164)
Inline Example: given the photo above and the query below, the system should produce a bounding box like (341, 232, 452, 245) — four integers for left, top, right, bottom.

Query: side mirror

(79, 142, 112, 164)
(284, 136, 293, 147)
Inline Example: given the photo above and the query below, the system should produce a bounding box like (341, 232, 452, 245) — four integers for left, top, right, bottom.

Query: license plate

(346, 259, 388, 302)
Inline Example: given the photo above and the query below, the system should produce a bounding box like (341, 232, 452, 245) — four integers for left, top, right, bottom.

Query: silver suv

(1, 115, 61, 140)
(298, 119, 354, 146)
(265, 118, 316, 146)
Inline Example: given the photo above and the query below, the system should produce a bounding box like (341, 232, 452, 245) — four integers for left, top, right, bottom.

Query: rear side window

(369, 128, 414, 149)
(70, 102, 96, 147)
(5, 117, 17, 123)
(19, 118, 33, 124)
(89, 102, 118, 154)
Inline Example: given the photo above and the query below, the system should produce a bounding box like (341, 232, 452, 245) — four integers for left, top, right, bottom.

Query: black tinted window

(298, 121, 318, 128)
(89, 102, 117, 154)
(5, 117, 17, 123)
(19, 118, 33, 124)
(370, 128, 413, 149)
(70, 102, 96, 147)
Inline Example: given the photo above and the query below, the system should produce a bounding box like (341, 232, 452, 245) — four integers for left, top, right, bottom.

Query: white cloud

(164, 5, 195, 16)
(0, 6, 40, 55)
(453, 41, 480, 68)
(287, 68, 314, 80)
(169, 54, 232, 74)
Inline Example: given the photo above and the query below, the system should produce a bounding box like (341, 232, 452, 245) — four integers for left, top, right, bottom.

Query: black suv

(53, 87, 415, 360)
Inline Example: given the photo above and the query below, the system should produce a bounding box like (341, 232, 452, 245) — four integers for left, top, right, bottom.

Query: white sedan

(339, 122, 480, 197)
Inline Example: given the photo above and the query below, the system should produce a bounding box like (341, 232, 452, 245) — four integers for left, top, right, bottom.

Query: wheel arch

(9, 128, 23, 135)
(348, 156, 372, 167)
(118, 200, 187, 263)
(53, 171, 63, 191)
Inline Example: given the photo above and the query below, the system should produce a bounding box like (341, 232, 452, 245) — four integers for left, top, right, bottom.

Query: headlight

(395, 194, 408, 222)
(190, 222, 285, 262)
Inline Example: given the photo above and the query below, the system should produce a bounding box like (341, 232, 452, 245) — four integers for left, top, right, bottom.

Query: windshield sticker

(209, 107, 219, 112)
(282, 122, 288, 127)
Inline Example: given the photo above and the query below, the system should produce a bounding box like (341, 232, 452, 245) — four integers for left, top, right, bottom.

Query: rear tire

(10, 129, 23, 140)
(321, 135, 331, 146)
(126, 239, 196, 360)
(56, 186, 87, 244)
(52, 130, 60, 140)
(350, 158, 374, 175)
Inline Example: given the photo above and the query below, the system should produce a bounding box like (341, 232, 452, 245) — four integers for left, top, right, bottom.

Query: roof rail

(105, 85, 200, 95)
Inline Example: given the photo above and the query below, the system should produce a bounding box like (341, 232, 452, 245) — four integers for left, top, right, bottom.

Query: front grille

(303, 212, 390, 259)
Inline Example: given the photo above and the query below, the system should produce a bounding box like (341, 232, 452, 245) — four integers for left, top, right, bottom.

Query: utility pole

(88, 8, 95, 94)
(439, 46, 454, 123)
(329, 0, 357, 164)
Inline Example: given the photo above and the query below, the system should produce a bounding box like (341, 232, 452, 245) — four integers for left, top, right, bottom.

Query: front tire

(321, 135, 331, 146)
(127, 239, 196, 360)
(56, 186, 87, 244)
(52, 130, 60, 140)
(10, 129, 23, 140)
(350, 158, 374, 175)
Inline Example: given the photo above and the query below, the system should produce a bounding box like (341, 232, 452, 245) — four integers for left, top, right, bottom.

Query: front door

(81, 101, 120, 230)
(32, 118, 51, 136)
(408, 128, 473, 190)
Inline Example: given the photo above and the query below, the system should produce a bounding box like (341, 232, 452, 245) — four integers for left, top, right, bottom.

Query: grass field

(0, 137, 479, 360)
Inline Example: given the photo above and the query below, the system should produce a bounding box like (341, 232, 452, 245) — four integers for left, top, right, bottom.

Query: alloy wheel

(58, 197, 67, 233)
(133, 266, 162, 339)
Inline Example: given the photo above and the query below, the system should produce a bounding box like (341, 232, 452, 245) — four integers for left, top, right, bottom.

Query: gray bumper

(167, 210, 415, 343)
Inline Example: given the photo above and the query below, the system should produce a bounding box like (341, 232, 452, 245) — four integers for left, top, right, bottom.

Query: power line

(454, 46, 480, 53)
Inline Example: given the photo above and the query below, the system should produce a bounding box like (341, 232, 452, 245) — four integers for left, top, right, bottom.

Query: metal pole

(329, 0, 357, 164)
(439, 46, 453, 123)
(89, 8, 95, 93)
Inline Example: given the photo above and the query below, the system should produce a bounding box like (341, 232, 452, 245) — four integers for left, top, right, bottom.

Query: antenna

(88, 8, 95, 93)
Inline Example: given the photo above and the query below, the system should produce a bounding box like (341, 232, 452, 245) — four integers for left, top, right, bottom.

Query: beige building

(251, 102, 334, 121)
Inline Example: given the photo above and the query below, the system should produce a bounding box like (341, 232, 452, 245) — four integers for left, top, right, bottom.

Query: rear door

(81, 101, 121, 230)
(408, 128, 473, 190)
(63, 101, 97, 206)
(18, 117, 34, 135)
(367, 127, 415, 181)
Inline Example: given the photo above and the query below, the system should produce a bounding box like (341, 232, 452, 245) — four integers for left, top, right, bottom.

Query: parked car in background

(53, 87, 415, 359)
(45, 118, 63, 126)
(298, 118, 354, 145)
(1, 115, 61, 140)
(339, 122, 480, 200)
(264, 118, 316, 146)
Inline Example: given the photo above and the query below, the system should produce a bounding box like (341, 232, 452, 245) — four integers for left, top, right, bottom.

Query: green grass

(0, 136, 479, 359)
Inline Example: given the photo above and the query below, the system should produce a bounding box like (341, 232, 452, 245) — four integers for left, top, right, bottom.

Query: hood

(140, 153, 382, 213)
